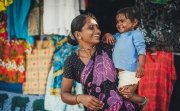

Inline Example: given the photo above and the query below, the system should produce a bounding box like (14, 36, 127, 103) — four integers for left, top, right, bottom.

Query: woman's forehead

(85, 17, 98, 25)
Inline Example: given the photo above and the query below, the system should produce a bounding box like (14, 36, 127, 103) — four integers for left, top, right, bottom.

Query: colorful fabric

(7, 0, 34, 44)
(138, 51, 176, 111)
(50, 35, 78, 95)
(64, 43, 136, 111)
(0, 39, 29, 83)
(45, 67, 85, 111)
(0, 12, 8, 39)
(23, 45, 54, 94)
(0, 0, 13, 11)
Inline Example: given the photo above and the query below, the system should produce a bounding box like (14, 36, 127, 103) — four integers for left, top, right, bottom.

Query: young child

(104, 6, 148, 109)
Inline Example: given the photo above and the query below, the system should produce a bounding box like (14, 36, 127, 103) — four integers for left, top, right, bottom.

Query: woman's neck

(78, 45, 96, 58)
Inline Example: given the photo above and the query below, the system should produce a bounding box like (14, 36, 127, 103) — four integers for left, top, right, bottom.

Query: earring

(78, 37, 81, 40)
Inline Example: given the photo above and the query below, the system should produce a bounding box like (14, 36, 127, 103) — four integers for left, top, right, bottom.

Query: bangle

(140, 96, 147, 106)
(75, 94, 80, 104)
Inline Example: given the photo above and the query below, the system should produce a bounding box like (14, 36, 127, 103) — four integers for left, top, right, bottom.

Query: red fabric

(138, 51, 176, 111)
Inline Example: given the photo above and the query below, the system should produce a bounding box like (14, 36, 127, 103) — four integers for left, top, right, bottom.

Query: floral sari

(80, 44, 135, 111)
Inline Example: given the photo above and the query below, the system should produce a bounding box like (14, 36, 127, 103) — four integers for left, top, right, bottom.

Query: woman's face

(116, 13, 137, 33)
(79, 17, 101, 45)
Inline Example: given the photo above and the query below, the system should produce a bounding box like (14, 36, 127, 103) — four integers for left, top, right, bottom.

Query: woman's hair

(116, 6, 141, 26)
(68, 13, 97, 46)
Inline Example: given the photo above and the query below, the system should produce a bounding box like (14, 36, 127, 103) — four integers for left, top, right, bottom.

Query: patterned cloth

(50, 35, 78, 95)
(64, 43, 136, 111)
(138, 51, 176, 111)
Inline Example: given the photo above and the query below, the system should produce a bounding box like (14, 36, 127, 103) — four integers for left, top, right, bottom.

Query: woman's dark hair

(68, 13, 97, 46)
(116, 6, 141, 26)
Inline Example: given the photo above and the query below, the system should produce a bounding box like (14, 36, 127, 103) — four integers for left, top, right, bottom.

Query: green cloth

(151, 0, 171, 4)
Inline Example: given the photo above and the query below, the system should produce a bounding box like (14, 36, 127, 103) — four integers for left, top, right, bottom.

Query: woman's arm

(61, 77, 77, 105)
(61, 77, 104, 110)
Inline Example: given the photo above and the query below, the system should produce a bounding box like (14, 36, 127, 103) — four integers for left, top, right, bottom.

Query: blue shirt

(112, 29, 146, 72)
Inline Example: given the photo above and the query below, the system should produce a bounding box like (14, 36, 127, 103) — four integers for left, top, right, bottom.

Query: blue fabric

(51, 35, 78, 90)
(0, 81, 22, 93)
(112, 29, 146, 72)
(7, 0, 34, 44)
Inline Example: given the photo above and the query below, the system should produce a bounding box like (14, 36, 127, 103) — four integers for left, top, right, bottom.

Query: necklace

(78, 46, 96, 58)
(79, 46, 95, 51)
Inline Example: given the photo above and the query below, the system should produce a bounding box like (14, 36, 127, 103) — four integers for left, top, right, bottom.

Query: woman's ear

(74, 31, 82, 40)
(74, 31, 79, 39)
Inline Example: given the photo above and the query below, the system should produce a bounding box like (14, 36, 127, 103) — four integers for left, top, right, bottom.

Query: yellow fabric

(0, 0, 13, 11)
(0, 27, 5, 33)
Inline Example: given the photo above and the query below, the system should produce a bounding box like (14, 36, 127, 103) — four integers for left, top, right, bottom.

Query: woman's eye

(88, 25, 99, 30)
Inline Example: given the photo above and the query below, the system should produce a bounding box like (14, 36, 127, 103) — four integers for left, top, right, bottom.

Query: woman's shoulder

(65, 52, 78, 63)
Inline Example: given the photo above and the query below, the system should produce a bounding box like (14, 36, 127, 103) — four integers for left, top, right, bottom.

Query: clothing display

(44, 67, 85, 111)
(7, 0, 34, 44)
(0, 0, 13, 11)
(28, 0, 43, 36)
(138, 51, 176, 111)
(0, 12, 8, 40)
(23, 41, 55, 94)
(43, 0, 80, 35)
(50, 35, 79, 96)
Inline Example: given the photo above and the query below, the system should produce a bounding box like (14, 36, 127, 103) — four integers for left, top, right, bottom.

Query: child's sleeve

(133, 30, 146, 55)
(113, 33, 120, 40)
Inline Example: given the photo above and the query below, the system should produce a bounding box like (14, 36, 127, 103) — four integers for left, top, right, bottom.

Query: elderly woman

(61, 13, 138, 111)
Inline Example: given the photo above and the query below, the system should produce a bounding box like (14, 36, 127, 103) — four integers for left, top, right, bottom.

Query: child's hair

(116, 6, 141, 28)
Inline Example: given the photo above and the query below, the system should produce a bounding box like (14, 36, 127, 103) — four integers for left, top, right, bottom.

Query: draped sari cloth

(80, 46, 135, 111)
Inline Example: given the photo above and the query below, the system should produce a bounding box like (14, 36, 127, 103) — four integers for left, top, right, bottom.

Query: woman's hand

(78, 94, 104, 111)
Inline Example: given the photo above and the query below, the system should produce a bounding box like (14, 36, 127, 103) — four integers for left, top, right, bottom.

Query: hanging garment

(44, 66, 85, 111)
(43, 0, 80, 35)
(0, 12, 8, 39)
(0, 0, 13, 11)
(23, 42, 54, 94)
(138, 51, 176, 111)
(7, 0, 34, 44)
(28, 0, 43, 36)
(50, 35, 78, 95)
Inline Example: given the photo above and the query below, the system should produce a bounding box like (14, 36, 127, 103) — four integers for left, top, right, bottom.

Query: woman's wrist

(75, 94, 80, 104)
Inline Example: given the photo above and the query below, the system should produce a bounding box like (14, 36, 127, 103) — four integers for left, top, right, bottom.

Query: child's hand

(136, 65, 144, 78)
(119, 85, 136, 99)
(102, 33, 115, 45)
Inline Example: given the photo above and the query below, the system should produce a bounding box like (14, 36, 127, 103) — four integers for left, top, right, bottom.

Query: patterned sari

(80, 44, 135, 111)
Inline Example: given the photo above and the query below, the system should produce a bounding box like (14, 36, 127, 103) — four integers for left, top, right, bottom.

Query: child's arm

(102, 33, 115, 45)
(136, 54, 146, 78)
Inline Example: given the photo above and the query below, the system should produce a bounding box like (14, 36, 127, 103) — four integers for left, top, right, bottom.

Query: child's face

(116, 13, 137, 33)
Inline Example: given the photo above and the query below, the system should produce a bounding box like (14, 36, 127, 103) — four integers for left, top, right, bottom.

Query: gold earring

(78, 37, 81, 40)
